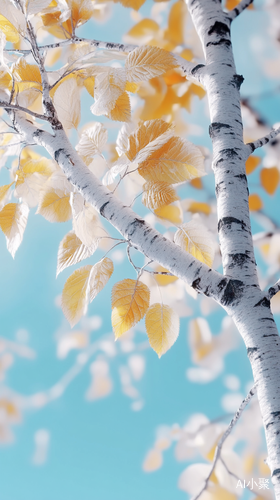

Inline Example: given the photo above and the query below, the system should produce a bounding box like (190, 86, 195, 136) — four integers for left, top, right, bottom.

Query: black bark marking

(254, 297, 270, 309)
(215, 181, 224, 196)
(54, 148, 65, 162)
(191, 64, 205, 75)
(100, 201, 110, 216)
(150, 235, 159, 244)
(192, 277, 201, 292)
(33, 129, 43, 138)
(263, 334, 279, 337)
(272, 469, 280, 478)
(217, 278, 227, 292)
(247, 347, 258, 358)
(228, 253, 255, 269)
(220, 148, 239, 158)
(247, 142, 255, 152)
(127, 218, 146, 238)
(208, 21, 230, 37)
(206, 39, 231, 48)
(220, 279, 243, 306)
(234, 174, 247, 181)
(209, 122, 231, 139)
(218, 216, 246, 232)
(232, 74, 244, 90)
(260, 317, 274, 322)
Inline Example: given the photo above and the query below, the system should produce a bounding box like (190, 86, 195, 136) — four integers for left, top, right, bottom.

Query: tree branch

(191, 385, 257, 500)
(268, 280, 280, 300)
(246, 125, 280, 156)
(227, 0, 254, 20)
(0, 101, 50, 122)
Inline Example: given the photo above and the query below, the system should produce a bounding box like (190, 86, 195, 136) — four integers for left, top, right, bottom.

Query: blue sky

(0, 1, 278, 499)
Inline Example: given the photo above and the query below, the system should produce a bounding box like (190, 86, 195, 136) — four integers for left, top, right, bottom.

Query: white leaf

(53, 78, 81, 129)
(76, 122, 107, 165)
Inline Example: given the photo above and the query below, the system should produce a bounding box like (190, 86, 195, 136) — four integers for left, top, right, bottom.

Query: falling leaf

(61, 265, 92, 327)
(142, 449, 163, 472)
(88, 257, 114, 302)
(190, 178, 203, 189)
(111, 279, 150, 338)
(0, 14, 20, 43)
(76, 122, 107, 166)
(138, 137, 205, 184)
(248, 193, 263, 211)
(37, 188, 72, 222)
(125, 46, 178, 83)
(174, 219, 215, 267)
(184, 201, 211, 215)
(0, 202, 29, 258)
(245, 155, 261, 175)
(260, 167, 280, 195)
(145, 303, 179, 357)
(56, 230, 98, 276)
(142, 181, 179, 209)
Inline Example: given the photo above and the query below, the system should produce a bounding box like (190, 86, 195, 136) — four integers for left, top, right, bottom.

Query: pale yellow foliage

(0, 183, 14, 206)
(53, 78, 81, 129)
(142, 181, 179, 209)
(37, 188, 72, 222)
(111, 279, 150, 338)
(0, 202, 29, 258)
(88, 257, 114, 302)
(13, 58, 42, 92)
(61, 258, 114, 327)
(107, 91, 131, 122)
(125, 46, 178, 83)
(61, 265, 92, 327)
(0, 14, 20, 43)
(145, 303, 179, 357)
(76, 123, 107, 166)
(142, 448, 163, 472)
(127, 119, 173, 162)
(56, 230, 98, 276)
(154, 204, 182, 224)
(174, 219, 215, 267)
(138, 137, 205, 184)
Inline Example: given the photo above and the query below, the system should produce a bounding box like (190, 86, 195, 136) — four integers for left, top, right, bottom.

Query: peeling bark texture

(186, 0, 280, 495)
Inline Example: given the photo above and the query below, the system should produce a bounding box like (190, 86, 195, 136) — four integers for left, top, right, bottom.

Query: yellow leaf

(174, 219, 215, 267)
(190, 178, 203, 189)
(0, 202, 29, 258)
(125, 46, 178, 83)
(116, 0, 146, 10)
(0, 14, 20, 43)
(189, 318, 214, 363)
(138, 137, 205, 184)
(61, 265, 92, 327)
(89, 257, 114, 302)
(180, 48, 193, 61)
(145, 303, 179, 357)
(76, 123, 107, 166)
(125, 81, 139, 93)
(225, 0, 253, 9)
(0, 183, 14, 205)
(248, 193, 263, 211)
(260, 167, 280, 195)
(185, 201, 211, 215)
(67, 0, 94, 29)
(111, 279, 150, 339)
(127, 119, 172, 161)
(56, 230, 98, 276)
(189, 83, 206, 99)
(142, 449, 163, 472)
(37, 188, 72, 222)
(245, 155, 261, 175)
(53, 78, 81, 129)
(165, 0, 188, 46)
(106, 91, 131, 122)
(0, 69, 12, 91)
(154, 265, 178, 286)
(16, 158, 53, 186)
(142, 181, 179, 209)
(127, 19, 159, 39)
(154, 205, 182, 224)
(84, 76, 95, 97)
(13, 58, 42, 92)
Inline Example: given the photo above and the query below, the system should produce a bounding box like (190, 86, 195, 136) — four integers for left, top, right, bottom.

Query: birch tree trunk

(186, 0, 280, 495)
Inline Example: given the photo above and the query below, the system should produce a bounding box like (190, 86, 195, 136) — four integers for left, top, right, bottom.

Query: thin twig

(0, 101, 50, 121)
(191, 385, 257, 500)
(268, 280, 280, 300)
(246, 126, 280, 156)
(227, 0, 254, 20)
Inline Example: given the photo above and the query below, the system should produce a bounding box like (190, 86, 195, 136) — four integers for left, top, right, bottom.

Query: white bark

(186, 0, 280, 495)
